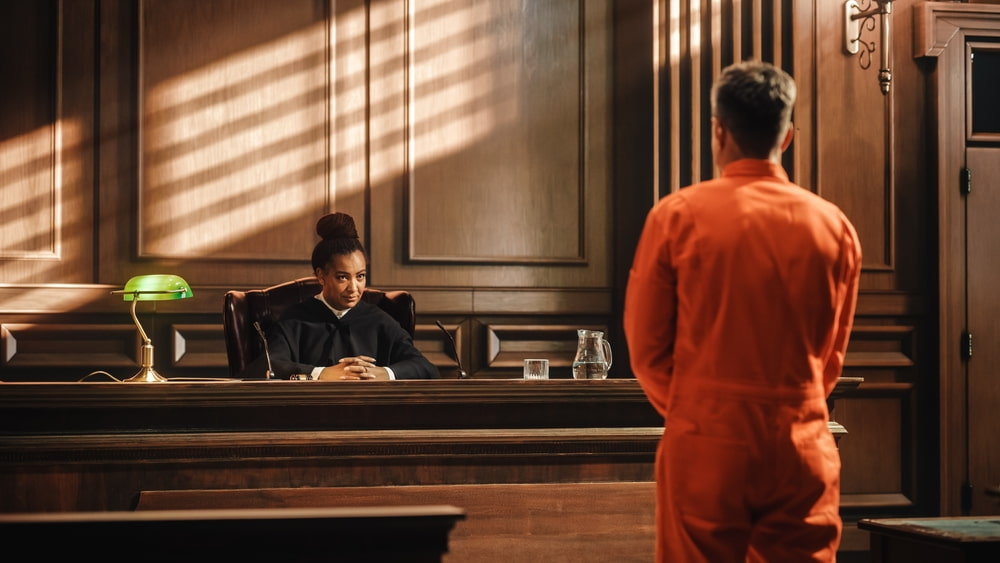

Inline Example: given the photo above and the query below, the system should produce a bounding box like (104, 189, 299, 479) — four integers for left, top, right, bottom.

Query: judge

(243, 212, 438, 380)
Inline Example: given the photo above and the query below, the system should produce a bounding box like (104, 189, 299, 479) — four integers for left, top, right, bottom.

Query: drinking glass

(523, 359, 549, 380)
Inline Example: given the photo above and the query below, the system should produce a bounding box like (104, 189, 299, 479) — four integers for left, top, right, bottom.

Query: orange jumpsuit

(624, 159, 861, 563)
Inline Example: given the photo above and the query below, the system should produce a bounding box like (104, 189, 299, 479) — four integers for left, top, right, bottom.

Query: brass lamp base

(124, 366, 169, 383)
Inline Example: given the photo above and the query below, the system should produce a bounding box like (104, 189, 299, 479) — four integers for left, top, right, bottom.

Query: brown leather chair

(222, 277, 416, 378)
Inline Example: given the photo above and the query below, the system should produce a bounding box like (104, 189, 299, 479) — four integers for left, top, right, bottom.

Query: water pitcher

(572, 329, 613, 379)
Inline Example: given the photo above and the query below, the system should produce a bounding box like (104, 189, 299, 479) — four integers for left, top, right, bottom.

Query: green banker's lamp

(111, 274, 194, 383)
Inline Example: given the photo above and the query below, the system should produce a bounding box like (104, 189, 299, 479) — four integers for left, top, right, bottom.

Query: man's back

(623, 59, 862, 563)
(625, 159, 861, 410)
(663, 159, 859, 399)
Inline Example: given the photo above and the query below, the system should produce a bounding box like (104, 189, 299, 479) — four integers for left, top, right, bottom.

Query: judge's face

(316, 250, 367, 310)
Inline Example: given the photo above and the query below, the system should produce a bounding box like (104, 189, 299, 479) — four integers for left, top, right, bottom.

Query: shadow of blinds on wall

(655, 0, 796, 197)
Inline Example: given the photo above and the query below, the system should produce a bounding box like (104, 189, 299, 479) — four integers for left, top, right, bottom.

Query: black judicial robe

(242, 298, 439, 380)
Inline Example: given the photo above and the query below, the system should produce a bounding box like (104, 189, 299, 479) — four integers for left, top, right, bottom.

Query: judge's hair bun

(316, 212, 359, 241)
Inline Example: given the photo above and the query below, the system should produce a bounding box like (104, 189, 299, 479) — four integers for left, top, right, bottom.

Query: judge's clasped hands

(318, 355, 386, 380)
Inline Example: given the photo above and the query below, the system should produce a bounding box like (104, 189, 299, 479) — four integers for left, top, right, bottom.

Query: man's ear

(713, 117, 726, 150)
(779, 122, 794, 152)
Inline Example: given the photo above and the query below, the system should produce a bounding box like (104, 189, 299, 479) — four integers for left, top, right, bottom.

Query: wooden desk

(0, 505, 465, 562)
(0, 378, 859, 514)
(859, 517, 1000, 563)
(0, 378, 861, 560)
(0, 379, 663, 434)
(0, 380, 662, 513)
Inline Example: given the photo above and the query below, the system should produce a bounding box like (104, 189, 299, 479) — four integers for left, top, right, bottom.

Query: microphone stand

(253, 321, 274, 380)
(435, 320, 469, 379)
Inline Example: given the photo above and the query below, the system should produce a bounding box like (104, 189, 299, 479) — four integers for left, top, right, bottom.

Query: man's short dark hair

(711, 60, 796, 159)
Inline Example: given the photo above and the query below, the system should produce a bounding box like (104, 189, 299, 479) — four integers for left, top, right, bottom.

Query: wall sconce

(111, 274, 193, 383)
(844, 0, 893, 95)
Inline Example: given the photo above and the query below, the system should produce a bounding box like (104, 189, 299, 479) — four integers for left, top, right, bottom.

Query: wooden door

(966, 146, 1000, 515)
(916, 2, 1000, 516)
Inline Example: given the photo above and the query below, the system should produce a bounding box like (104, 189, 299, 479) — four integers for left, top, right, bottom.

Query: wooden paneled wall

(0, 0, 971, 553)
(655, 0, 800, 193)
(0, 0, 616, 382)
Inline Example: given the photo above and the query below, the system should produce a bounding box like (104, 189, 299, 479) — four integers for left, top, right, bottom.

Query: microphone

(435, 320, 469, 379)
(253, 321, 274, 380)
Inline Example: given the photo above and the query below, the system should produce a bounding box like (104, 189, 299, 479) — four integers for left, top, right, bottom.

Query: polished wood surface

(136, 482, 655, 563)
(0, 378, 860, 516)
(0, 379, 663, 433)
(0, 506, 465, 562)
(0, 379, 662, 513)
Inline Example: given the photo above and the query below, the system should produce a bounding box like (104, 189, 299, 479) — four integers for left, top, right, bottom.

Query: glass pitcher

(572, 329, 613, 380)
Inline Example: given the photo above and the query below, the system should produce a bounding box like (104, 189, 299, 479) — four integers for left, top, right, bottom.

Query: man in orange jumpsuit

(624, 61, 862, 562)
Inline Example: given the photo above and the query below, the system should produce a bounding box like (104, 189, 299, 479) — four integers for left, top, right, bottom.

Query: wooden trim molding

(913, 1, 1000, 59)
(0, 427, 662, 466)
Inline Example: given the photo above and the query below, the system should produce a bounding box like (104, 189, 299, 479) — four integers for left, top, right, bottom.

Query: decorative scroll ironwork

(844, 0, 893, 95)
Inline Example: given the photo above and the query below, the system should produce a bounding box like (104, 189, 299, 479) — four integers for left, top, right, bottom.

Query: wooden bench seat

(136, 481, 657, 562)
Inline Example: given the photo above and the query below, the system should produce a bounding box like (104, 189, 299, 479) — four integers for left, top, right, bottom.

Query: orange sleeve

(624, 204, 678, 416)
(822, 217, 863, 396)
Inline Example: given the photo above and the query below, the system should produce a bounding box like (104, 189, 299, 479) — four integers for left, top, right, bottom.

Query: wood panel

(0, 291, 904, 382)
(0, 0, 58, 261)
(1, 323, 138, 370)
(966, 146, 1000, 516)
(840, 397, 905, 495)
(837, 316, 926, 519)
(134, 483, 657, 563)
(407, 1, 587, 264)
(0, 293, 615, 381)
(0, 1, 95, 284)
(838, 320, 919, 511)
(0, 427, 660, 513)
(0, 380, 664, 435)
(612, 0, 655, 385)
(482, 323, 607, 377)
(169, 323, 229, 369)
(844, 325, 916, 369)
(816, 0, 894, 272)
(97, 0, 324, 287)
(656, 0, 806, 194)
(136, 0, 328, 263)
(368, 0, 613, 286)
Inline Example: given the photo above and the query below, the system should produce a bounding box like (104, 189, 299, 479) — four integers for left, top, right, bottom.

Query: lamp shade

(119, 274, 194, 301)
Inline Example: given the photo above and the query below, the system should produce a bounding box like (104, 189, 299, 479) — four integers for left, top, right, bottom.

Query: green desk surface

(859, 517, 1000, 543)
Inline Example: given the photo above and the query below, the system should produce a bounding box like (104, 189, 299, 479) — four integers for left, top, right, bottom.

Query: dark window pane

(972, 50, 1000, 134)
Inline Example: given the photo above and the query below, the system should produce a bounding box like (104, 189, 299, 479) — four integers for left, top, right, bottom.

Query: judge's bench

(0, 377, 859, 561)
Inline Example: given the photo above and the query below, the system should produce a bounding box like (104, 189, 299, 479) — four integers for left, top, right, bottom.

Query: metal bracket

(843, 0, 893, 95)
(844, 0, 865, 55)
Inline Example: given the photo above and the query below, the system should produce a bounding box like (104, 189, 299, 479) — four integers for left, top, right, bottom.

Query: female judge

(246, 212, 438, 380)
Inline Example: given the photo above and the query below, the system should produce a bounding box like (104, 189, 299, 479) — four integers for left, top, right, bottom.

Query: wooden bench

(136, 481, 657, 562)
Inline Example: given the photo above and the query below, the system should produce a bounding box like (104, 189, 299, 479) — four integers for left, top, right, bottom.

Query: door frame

(914, 1, 1000, 516)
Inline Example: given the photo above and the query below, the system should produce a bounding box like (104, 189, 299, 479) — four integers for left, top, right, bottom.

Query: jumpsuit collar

(720, 159, 789, 182)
